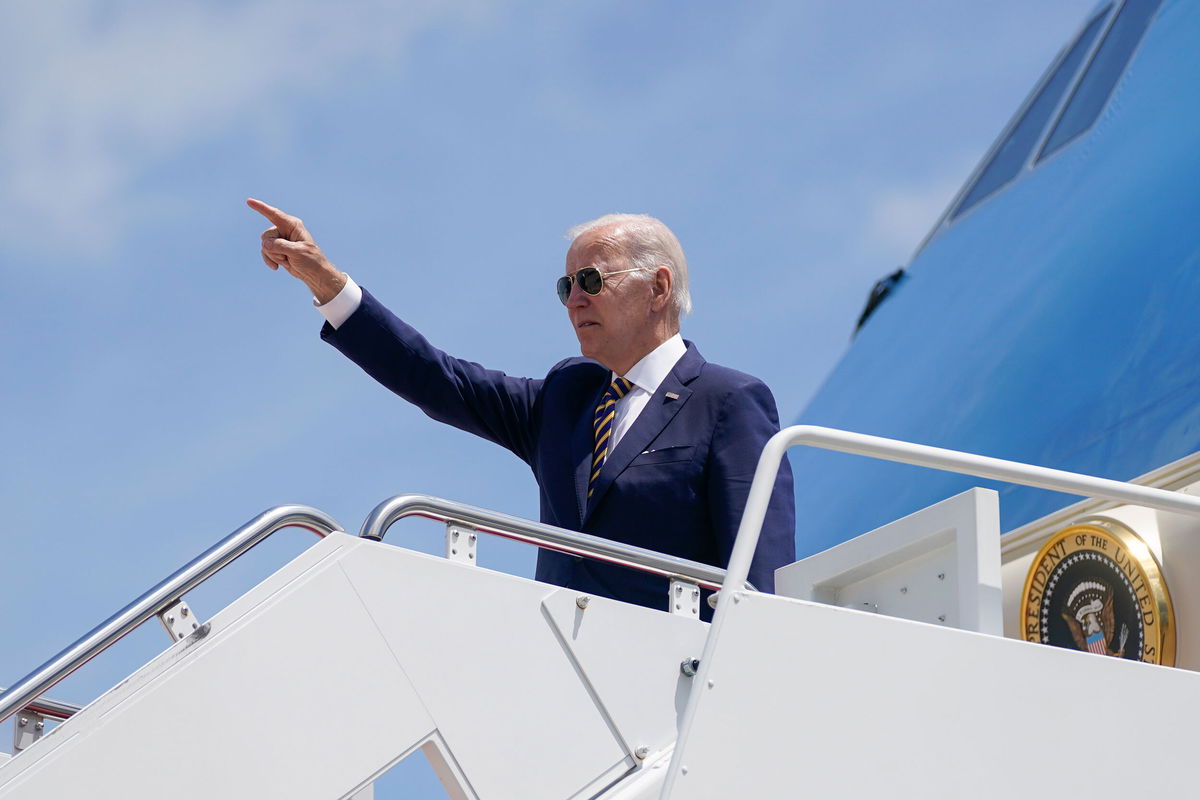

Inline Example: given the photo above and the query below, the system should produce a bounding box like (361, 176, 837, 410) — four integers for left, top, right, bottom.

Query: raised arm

(247, 198, 545, 465)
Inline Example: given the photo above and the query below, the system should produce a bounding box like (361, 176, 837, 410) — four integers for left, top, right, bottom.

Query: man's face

(563, 227, 654, 373)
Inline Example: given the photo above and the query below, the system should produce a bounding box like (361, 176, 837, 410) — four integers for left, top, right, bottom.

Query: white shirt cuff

(315, 275, 362, 329)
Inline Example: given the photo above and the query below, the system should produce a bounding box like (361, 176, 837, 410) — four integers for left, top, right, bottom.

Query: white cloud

(864, 166, 969, 263)
(0, 0, 497, 258)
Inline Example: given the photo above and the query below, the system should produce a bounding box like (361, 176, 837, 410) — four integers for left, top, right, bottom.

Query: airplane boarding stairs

(3, 426, 1200, 798)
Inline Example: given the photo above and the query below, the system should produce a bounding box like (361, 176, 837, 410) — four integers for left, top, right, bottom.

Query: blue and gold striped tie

(590, 377, 633, 498)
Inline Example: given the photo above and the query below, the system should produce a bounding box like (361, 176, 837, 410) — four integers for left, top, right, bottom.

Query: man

(248, 198, 794, 616)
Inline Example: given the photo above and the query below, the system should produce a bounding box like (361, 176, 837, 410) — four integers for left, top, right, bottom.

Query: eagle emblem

(1020, 519, 1175, 666)
(1060, 580, 1128, 657)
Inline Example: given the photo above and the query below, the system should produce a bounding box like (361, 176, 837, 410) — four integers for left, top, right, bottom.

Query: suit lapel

(583, 344, 705, 523)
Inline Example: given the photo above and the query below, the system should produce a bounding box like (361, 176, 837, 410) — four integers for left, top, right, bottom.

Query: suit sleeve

(706, 380, 796, 593)
(321, 287, 542, 465)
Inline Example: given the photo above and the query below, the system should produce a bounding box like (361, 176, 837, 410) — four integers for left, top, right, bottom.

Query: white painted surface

(0, 535, 706, 799)
(663, 589, 1199, 798)
(0, 537, 439, 799)
(777, 488, 1003, 634)
(6, 504, 1197, 798)
(602, 749, 672, 800)
(1154, 484, 1200, 670)
(335, 542, 634, 799)
(540, 589, 706, 762)
(1000, 549, 1037, 640)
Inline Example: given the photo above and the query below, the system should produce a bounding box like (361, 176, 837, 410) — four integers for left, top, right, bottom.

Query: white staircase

(6, 426, 1200, 797)
(0, 534, 708, 799)
(4, 529, 1199, 798)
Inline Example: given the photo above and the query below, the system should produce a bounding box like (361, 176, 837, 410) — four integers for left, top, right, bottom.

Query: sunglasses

(556, 266, 647, 305)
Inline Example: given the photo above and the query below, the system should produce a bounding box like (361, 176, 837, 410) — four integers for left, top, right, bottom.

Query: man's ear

(650, 266, 673, 312)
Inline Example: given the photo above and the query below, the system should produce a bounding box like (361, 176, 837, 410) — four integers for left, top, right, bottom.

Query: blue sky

(1, 0, 1094, 793)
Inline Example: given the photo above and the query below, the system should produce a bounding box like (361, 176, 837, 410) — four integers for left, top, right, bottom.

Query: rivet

(634, 745, 650, 759)
(938, 614, 947, 623)
(35, 721, 44, 731)
(167, 615, 175, 623)
(469, 533, 477, 543)
(452, 530, 459, 541)
(692, 589, 699, 599)
(682, 766, 689, 775)
(676, 585, 682, 595)
(900, 586, 908, 594)
(675, 603, 681, 610)
(469, 552, 475, 560)
(181, 606, 190, 617)
(451, 548, 457, 555)
(17, 717, 27, 727)
(937, 573, 945, 581)
(707, 679, 715, 689)
(576, 595, 590, 610)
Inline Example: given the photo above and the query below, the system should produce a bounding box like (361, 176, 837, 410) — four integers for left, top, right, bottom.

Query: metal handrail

(0, 690, 80, 722)
(666, 424, 1200, 786)
(359, 493, 751, 592)
(0, 505, 343, 728)
(721, 425, 1200, 599)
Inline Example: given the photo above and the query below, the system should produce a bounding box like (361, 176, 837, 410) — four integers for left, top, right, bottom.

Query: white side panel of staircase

(540, 590, 706, 764)
(0, 537, 437, 799)
(0, 535, 709, 799)
(662, 591, 1200, 798)
(336, 544, 639, 799)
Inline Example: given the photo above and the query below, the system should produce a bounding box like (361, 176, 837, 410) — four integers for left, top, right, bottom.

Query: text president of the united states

(248, 198, 795, 617)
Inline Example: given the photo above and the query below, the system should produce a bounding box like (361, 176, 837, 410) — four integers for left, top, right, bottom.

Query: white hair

(566, 213, 692, 317)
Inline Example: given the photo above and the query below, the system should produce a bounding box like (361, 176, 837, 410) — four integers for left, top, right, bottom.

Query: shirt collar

(616, 333, 686, 395)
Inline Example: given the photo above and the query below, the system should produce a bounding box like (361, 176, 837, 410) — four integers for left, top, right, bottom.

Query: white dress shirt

(606, 334, 686, 454)
(316, 275, 686, 454)
(315, 275, 364, 330)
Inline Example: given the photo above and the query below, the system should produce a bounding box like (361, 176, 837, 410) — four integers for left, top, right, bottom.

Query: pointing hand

(247, 198, 347, 304)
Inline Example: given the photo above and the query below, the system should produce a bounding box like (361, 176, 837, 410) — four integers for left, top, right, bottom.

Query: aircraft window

(952, 8, 1110, 219)
(1039, 0, 1163, 160)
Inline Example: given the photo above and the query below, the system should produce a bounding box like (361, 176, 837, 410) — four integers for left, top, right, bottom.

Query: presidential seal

(1020, 518, 1175, 666)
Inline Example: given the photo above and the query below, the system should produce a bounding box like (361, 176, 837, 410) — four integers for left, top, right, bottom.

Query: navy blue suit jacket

(323, 289, 795, 616)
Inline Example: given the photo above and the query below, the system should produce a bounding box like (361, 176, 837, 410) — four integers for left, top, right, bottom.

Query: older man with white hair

(248, 199, 795, 617)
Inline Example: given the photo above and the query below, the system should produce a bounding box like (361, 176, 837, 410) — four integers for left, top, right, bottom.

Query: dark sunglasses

(556, 266, 647, 305)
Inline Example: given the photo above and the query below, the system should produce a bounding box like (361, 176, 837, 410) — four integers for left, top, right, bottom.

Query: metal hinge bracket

(158, 598, 203, 643)
(670, 579, 700, 619)
(445, 524, 478, 565)
(12, 710, 46, 753)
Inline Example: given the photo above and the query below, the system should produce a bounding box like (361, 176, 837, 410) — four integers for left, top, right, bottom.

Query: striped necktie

(590, 376, 633, 498)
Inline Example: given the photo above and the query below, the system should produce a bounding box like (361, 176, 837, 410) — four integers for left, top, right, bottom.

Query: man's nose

(566, 280, 590, 308)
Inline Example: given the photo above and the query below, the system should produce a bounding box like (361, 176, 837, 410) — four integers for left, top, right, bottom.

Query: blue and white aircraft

(791, 0, 1200, 556)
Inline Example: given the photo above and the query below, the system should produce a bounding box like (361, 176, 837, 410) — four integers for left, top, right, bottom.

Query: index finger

(246, 197, 299, 236)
